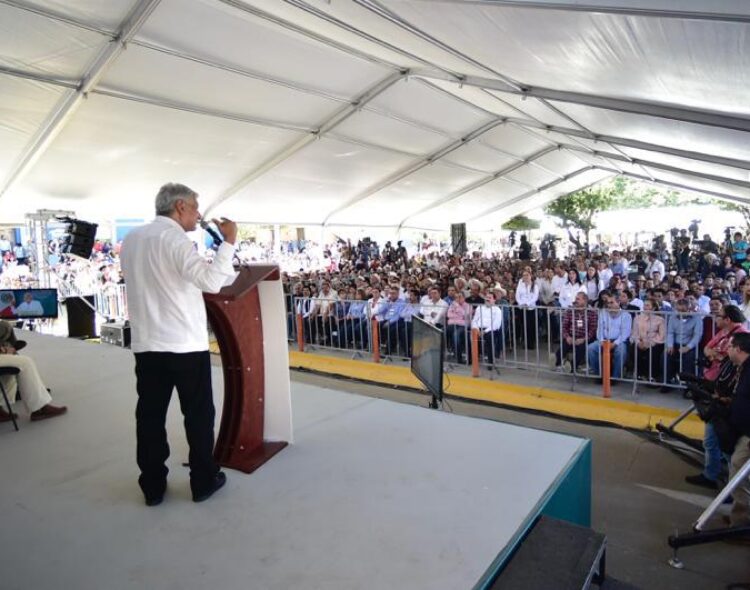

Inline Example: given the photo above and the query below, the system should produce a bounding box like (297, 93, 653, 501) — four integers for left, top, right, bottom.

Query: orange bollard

(372, 318, 380, 363)
(471, 328, 480, 378)
(602, 340, 612, 398)
(296, 313, 305, 352)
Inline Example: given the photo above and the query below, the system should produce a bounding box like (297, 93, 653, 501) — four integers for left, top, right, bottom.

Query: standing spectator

(518, 234, 531, 260)
(515, 269, 539, 349)
(723, 333, 750, 527)
(644, 252, 665, 283)
(732, 232, 749, 264)
(610, 251, 628, 276)
(446, 292, 471, 364)
(297, 286, 316, 343)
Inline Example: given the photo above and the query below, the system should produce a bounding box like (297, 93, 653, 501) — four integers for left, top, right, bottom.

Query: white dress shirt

(420, 297, 448, 325)
(471, 305, 503, 332)
(559, 282, 586, 308)
(551, 274, 566, 295)
(515, 280, 539, 308)
(120, 216, 237, 353)
(645, 259, 665, 279)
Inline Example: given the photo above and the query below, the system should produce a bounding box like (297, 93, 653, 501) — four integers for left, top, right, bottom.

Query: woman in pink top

(630, 298, 666, 381)
(446, 291, 472, 364)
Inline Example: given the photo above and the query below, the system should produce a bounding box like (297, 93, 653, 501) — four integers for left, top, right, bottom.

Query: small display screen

(0, 289, 59, 320)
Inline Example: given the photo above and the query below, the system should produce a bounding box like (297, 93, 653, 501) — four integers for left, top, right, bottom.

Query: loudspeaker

(451, 223, 467, 256)
(65, 296, 97, 339)
(59, 217, 98, 259)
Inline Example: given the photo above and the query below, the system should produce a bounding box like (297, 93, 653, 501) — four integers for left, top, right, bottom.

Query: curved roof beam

(411, 70, 750, 133)
(322, 118, 505, 225)
(350, 0, 523, 90)
(595, 167, 750, 205)
(507, 118, 750, 172)
(203, 70, 407, 217)
(401, 1, 750, 24)
(352, 1, 640, 174)
(0, 0, 113, 35)
(563, 146, 750, 192)
(467, 166, 597, 221)
(397, 145, 559, 229)
(0, 0, 162, 201)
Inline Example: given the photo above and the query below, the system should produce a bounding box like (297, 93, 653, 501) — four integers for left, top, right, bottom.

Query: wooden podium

(204, 264, 291, 474)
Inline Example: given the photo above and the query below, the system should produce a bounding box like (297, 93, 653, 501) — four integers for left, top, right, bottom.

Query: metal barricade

(95, 283, 128, 320)
(291, 296, 716, 397)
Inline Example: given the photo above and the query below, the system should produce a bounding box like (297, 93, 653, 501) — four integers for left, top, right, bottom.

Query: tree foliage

(717, 201, 750, 233)
(543, 185, 615, 243)
(501, 214, 540, 231)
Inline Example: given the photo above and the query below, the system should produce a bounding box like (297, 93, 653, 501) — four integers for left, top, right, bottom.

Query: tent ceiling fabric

(1, 0, 749, 230)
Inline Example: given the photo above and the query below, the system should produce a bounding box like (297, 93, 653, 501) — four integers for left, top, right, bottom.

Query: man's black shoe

(685, 473, 718, 490)
(192, 471, 227, 503)
(145, 493, 164, 507)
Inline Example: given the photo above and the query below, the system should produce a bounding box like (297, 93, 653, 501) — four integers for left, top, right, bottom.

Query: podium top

(204, 264, 280, 301)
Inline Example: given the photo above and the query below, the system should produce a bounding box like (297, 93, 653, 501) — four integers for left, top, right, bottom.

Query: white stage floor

(0, 334, 589, 590)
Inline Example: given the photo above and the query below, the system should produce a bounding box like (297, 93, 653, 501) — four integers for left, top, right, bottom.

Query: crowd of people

(282, 228, 750, 391)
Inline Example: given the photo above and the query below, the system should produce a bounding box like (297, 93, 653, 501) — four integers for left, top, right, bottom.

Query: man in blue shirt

(378, 286, 406, 355)
(732, 232, 748, 264)
(587, 297, 632, 379)
(610, 250, 628, 277)
(664, 298, 703, 390)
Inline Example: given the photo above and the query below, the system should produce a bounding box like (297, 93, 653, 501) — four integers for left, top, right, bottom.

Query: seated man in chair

(0, 320, 67, 422)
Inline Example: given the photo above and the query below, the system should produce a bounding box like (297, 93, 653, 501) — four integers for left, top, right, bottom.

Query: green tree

(716, 201, 750, 233)
(544, 185, 615, 244)
(501, 214, 540, 231)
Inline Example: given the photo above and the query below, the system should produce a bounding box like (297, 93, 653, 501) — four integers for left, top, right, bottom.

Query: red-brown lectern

(204, 264, 288, 473)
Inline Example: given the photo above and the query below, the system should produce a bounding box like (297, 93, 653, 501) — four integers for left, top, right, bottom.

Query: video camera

(679, 372, 720, 423)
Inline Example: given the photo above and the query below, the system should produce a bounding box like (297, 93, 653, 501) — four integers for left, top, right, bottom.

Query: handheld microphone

(199, 219, 223, 246)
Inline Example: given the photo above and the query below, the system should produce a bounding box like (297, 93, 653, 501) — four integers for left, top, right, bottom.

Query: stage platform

(0, 334, 590, 590)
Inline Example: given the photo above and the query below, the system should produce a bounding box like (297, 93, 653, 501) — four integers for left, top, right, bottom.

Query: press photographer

(724, 332, 750, 527)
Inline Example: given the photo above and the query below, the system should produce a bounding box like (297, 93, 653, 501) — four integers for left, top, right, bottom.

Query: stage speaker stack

(65, 295, 97, 339)
(59, 217, 98, 259)
(451, 223, 467, 256)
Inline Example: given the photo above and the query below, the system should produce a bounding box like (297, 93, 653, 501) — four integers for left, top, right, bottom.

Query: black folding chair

(0, 366, 20, 431)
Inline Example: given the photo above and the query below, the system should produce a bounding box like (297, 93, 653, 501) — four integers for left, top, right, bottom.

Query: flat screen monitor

(0, 288, 59, 320)
(410, 316, 444, 401)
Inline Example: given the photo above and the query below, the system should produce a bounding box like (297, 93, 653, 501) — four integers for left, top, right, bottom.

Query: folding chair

(0, 366, 20, 431)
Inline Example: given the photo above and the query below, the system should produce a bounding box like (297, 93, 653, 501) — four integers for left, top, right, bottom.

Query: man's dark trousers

(134, 351, 219, 498)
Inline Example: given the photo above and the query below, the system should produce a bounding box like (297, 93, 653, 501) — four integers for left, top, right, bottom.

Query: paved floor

(290, 370, 750, 590)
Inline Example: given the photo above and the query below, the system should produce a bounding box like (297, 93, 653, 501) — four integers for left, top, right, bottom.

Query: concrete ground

(290, 370, 750, 590)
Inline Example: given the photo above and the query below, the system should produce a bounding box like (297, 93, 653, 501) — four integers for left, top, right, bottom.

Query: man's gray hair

(155, 183, 198, 215)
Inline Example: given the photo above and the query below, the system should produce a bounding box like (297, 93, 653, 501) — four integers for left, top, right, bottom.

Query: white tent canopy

(1, 0, 749, 231)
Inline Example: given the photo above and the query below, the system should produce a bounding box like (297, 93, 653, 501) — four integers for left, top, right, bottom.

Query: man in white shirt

(120, 183, 238, 507)
(550, 265, 567, 300)
(598, 260, 613, 291)
(420, 286, 448, 327)
(471, 292, 504, 364)
(644, 252, 665, 282)
(312, 280, 338, 345)
(13, 291, 45, 317)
